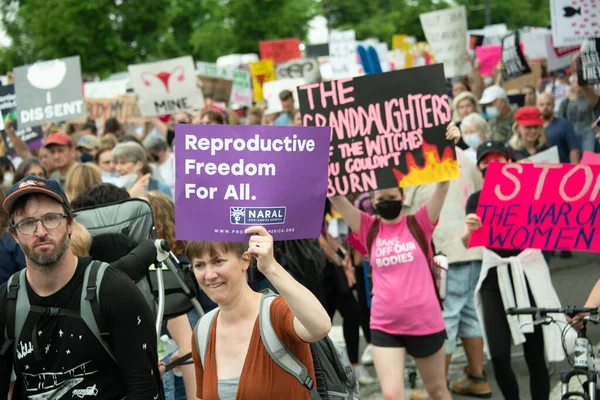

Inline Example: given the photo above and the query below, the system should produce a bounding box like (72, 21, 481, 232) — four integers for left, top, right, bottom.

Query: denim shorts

(442, 260, 483, 354)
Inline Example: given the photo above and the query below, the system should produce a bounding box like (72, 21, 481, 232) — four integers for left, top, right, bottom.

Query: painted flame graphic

(393, 141, 459, 188)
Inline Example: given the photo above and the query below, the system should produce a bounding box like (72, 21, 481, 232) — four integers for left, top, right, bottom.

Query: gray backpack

(195, 293, 360, 399)
(0, 260, 118, 362)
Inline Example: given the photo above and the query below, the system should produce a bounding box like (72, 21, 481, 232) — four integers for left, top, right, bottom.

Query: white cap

(479, 85, 507, 105)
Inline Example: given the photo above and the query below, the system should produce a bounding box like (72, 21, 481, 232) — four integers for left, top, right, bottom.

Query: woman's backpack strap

(259, 294, 321, 400)
(194, 307, 219, 369)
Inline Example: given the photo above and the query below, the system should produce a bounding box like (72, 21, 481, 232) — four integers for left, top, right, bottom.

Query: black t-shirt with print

(0, 257, 163, 399)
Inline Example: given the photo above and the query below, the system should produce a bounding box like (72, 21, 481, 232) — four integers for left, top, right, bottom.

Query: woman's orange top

(191, 297, 316, 399)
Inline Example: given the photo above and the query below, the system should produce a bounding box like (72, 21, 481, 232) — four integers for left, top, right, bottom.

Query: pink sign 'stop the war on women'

(174, 124, 330, 242)
(469, 162, 600, 252)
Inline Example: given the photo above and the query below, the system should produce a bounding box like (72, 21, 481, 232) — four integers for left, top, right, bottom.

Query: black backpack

(195, 293, 360, 399)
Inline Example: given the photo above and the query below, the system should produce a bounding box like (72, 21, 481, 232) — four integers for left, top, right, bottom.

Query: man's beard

(21, 232, 70, 269)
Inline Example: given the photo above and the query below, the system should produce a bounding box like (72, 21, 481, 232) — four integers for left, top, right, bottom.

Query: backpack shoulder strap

(406, 215, 443, 309)
(406, 215, 430, 261)
(366, 217, 381, 257)
(0, 269, 28, 356)
(259, 294, 320, 400)
(194, 307, 219, 369)
(80, 260, 116, 363)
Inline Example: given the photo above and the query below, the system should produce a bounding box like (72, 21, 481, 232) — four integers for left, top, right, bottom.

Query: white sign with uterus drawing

(129, 56, 204, 117)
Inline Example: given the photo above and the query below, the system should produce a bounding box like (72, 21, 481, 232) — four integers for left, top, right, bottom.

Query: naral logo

(230, 207, 286, 225)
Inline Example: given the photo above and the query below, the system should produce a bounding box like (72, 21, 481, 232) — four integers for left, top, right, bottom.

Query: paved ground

(330, 251, 600, 399)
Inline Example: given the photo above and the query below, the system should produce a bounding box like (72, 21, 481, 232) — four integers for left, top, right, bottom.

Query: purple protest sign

(175, 124, 330, 242)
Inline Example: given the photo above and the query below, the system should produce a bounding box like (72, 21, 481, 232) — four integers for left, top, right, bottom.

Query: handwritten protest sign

(14, 56, 85, 128)
(550, 0, 597, 47)
(262, 78, 305, 115)
(298, 64, 458, 197)
(582, 151, 600, 165)
(249, 59, 276, 103)
(84, 98, 143, 124)
(275, 58, 320, 83)
(469, 162, 600, 252)
(83, 79, 128, 98)
(196, 62, 253, 107)
(129, 56, 203, 116)
(577, 37, 600, 85)
(476, 45, 502, 76)
(419, 6, 470, 78)
(197, 76, 233, 104)
(501, 32, 531, 79)
(174, 124, 330, 242)
(259, 38, 302, 64)
(329, 30, 359, 79)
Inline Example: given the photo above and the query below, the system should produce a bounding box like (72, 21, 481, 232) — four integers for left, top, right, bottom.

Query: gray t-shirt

(559, 96, 594, 130)
(217, 376, 240, 400)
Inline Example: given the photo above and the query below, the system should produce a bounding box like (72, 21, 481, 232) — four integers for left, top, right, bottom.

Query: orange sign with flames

(393, 141, 460, 188)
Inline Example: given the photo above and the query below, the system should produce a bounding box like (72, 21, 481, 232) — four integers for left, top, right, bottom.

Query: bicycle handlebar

(506, 307, 600, 316)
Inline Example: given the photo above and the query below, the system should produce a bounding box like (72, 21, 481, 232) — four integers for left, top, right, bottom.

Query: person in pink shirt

(329, 123, 458, 400)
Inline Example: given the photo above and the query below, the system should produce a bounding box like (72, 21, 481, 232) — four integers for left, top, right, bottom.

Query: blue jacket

(0, 233, 26, 285)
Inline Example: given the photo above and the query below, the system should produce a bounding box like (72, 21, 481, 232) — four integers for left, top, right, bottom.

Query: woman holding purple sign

(189, 226, 331, 399)
(328, 124, 460, 400)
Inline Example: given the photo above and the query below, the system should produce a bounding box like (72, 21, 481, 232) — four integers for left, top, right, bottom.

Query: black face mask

(80, 153, 93, 163)
(375, 200, 403, 220)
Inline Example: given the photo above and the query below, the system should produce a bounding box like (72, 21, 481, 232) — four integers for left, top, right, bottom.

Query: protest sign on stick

(476, 45, 502, 76)
(419, 6, 470, 78)
(329, 30, 359, 79)
(84, 98, 143, 124)
(83, 80, 128, 98)
(0, 85, 16, 122)
(196, 62, 253, 107)
(129, 56, 203, 117)
(577, 37, 600, 85)
(259, 38, 302, 64)
(501, 32, 531, 79)
(14, 56, 85, 128)
(0, 84, 43, 155)
(249, 60, 276, 103)
(469, 162, 600, 252)
(275, 58, 320, 83)
(197, 76, 233, 104)
(545, 31, 580, 72)
(298, 64, 459, 197)
(175, 124, 330, 242)
(550, 0, 597, 47)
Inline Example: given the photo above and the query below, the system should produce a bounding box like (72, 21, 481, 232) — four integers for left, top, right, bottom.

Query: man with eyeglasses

(0, 176, 163, 399)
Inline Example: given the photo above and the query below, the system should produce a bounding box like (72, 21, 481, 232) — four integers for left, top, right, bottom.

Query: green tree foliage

(326, 0, 550, 44)
(0, 0, 171, 77)
(0, 0, 318, 76)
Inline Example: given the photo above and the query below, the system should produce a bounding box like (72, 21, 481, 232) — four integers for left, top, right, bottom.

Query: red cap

(514, 106, 545, 127)
(44, 132, 73, 147)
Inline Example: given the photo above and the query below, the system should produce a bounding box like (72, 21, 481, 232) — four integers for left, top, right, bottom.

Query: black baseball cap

(3, 176, 70, 214)
(476, 141, 510, 165)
